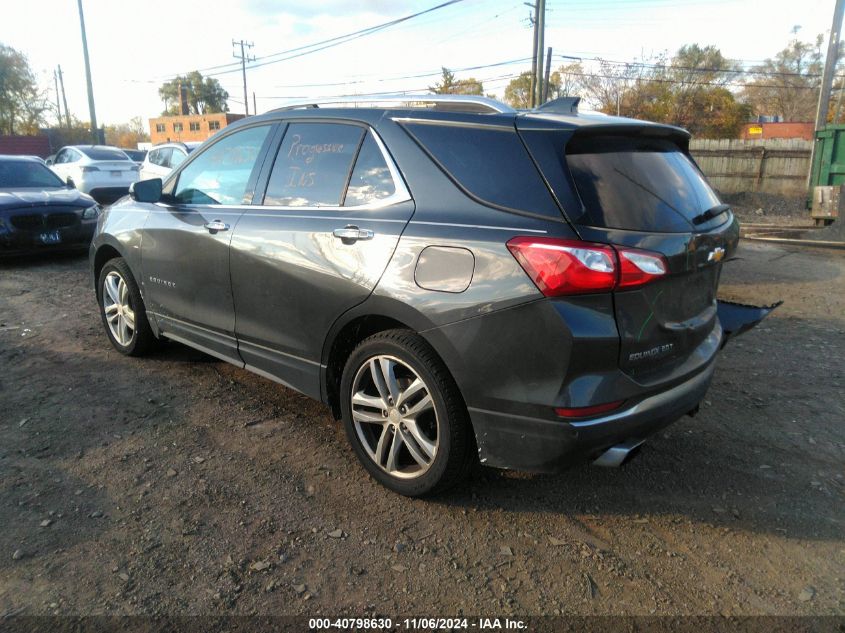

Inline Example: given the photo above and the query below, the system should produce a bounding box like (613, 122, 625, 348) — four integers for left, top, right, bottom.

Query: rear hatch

(518, 119, 739, 381)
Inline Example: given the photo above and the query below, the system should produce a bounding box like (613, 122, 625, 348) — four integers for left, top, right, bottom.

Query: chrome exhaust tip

(592, 439, 645, 468)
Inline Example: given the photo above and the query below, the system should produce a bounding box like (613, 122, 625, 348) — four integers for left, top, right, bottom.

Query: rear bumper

(468, 360, 714, 473)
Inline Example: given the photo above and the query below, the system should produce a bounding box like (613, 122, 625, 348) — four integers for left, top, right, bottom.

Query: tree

(104, 116, 150, 148)
(579, 46, 749, 137)
(741, 35, 825, 121)
(502, 64, 583, 109)
(158, 71, 229, 115)
(0, 43, 48, 135)
(503, 72, 533, 108)
(429, 67, 484, 95)
(580, 58, 647, 114)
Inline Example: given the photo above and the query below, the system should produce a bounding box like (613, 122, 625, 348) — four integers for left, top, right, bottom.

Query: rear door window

(263, 123, 364, 207)
(566, 135, 721, 233)
(344, 134, 396, 206)
(400, 121, 560, 217)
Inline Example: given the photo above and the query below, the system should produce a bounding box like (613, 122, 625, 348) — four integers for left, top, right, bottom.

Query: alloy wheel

(350, 355, 439, 479)
(102, 271, 136, 347)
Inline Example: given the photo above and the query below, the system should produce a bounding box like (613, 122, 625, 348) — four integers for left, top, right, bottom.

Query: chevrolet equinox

(90, 95, 775, 496)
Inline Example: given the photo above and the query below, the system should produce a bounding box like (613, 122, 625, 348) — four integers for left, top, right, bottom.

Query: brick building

(740, 122, 814, 141)
(149, 113, 245, 145)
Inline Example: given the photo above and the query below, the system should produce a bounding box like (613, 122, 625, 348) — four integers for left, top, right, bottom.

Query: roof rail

(271, 93, 516, 115)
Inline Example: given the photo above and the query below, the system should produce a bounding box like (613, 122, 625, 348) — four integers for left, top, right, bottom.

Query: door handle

(333, 225, 374, 243)
(204, 219, 229, 233)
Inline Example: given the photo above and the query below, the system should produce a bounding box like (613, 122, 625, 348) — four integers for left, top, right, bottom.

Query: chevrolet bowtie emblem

(707, 247, 726, 263)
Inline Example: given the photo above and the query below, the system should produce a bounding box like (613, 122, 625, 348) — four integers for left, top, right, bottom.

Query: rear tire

(340, 329, 475, 497)
(97, 257, 157, 356)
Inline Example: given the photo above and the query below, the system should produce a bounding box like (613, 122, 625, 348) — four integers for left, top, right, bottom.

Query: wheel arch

(320, 297, 466, 421)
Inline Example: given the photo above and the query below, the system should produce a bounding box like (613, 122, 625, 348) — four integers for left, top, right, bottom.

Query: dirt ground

(0, 240, 843, 619)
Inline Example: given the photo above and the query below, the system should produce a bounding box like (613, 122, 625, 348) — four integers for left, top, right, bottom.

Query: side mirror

(66, 177, 75, 189)
(129, 178, 162, 203)
(45, 158, 54, 166)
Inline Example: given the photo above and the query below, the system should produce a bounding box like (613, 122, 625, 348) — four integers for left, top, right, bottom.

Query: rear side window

(264, 123, 364, 207)
(566, 135, 721, 233)
(401, 122, 560, 217)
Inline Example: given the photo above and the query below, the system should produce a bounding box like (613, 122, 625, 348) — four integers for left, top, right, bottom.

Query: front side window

(344, 134, 396, 206)
(150, 147, 171, 167)
(173, 125, 271, 205)
(263, 123, 363, 207)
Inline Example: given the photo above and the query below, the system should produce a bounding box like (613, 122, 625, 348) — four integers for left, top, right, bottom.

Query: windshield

(0, 161, 65, 188)
(566, 135, 722, 233)
(79, 147, 131, 161)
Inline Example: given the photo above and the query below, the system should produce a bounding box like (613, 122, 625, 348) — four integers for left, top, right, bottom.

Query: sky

(0, 0, 836, 127)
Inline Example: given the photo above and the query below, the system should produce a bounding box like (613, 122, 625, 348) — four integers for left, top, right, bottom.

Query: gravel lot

(0, 241, 843, 618)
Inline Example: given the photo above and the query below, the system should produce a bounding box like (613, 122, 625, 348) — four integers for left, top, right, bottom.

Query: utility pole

(809, 0, 845, 188)
(534, 0, 546, 108)
(815, 0, 845, 130)
(57, 65, 71, 129)
(542, 46, 553, 104)
(253, 91, 257, 116)
(76, 0, 98, 142)
(525, 2, 538, 108)
(53, 70, 63, 127)
(233, 39, 255, 116)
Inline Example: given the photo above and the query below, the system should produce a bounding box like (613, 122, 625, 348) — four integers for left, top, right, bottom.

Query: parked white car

(49, 145, 140, 204)
(140, 142, 200, 181)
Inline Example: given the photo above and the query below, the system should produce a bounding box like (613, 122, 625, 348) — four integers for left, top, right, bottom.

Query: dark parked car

(0, 155, 100, 255)
(90, 95, 776, 496)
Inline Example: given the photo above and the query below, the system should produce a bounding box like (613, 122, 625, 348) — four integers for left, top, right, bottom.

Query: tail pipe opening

(592, 439, 645, 468)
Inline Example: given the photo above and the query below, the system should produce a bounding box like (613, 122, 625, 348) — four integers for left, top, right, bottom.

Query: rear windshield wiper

(692, 203, 731, 226)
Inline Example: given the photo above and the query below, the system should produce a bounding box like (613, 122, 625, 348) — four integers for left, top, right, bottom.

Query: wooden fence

(689, 138, 811, 198)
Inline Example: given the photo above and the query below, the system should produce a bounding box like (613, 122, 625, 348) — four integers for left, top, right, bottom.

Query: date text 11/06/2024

(308, 617, 528, 630)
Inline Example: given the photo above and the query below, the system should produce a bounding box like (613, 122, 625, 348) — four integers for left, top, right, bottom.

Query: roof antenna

(536, 96, 580, 114)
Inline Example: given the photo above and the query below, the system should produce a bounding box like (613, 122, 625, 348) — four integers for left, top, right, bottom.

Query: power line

(157, 0, 468, 80)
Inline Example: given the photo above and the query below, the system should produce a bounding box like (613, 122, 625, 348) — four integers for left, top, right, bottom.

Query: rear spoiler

(717, 299, 783, 348)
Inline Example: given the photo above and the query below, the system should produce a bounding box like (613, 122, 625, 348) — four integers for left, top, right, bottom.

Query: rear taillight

(81, 166, 100, 173)
(617, 248, 668, 289)
(506, 237, 616, 296)
(506, 237, 667, 296)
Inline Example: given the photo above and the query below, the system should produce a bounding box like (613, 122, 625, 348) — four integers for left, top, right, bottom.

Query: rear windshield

(566, 135, 721, 233)
(401, 122, 561, 218)
(0, 161, 64, 188)
(79, 147, 130, 161)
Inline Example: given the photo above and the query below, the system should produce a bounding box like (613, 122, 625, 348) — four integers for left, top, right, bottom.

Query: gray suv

(90, 95, 775, 496)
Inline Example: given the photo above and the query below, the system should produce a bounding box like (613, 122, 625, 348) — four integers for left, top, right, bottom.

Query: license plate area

(110, 171, 122, 178)
(39, 230, 61, 245)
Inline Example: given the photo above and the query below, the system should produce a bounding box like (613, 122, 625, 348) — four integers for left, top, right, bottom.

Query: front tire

(340, 329, 474, 496)
(97, 257, 157, 356)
